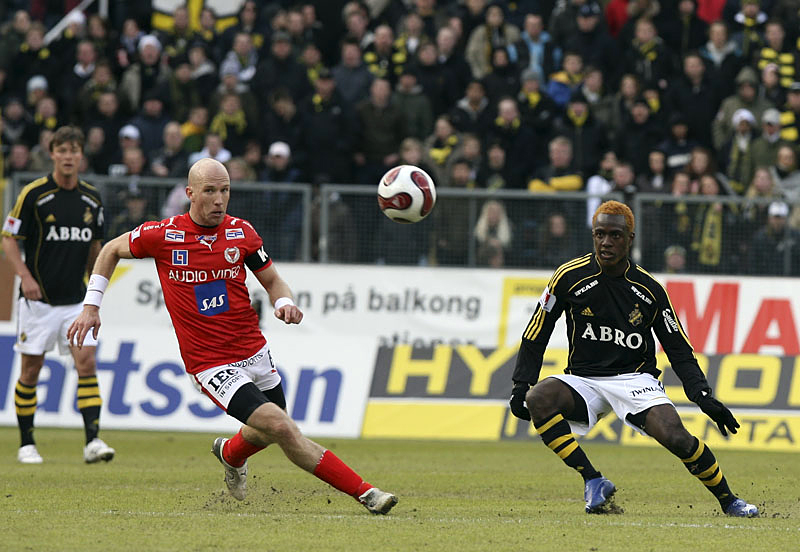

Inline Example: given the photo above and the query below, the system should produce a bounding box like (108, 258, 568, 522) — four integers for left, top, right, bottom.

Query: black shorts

(227, 382, 287, 425)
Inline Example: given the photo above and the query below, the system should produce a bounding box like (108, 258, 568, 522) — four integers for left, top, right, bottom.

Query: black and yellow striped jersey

(2, 175, 104, 305)
(513, 253, 710, 402)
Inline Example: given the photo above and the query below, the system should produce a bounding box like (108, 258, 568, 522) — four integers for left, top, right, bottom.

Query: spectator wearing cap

(779, 82, 800, 144)
(10, 22, 56, 99)
(514, 13, 558, 86)
(698, 21, 744, 101)
(730, 0, 767, 61)
(332, 38, 374, 108)
(751, 108, 790, 169)
(657, 112, 698, 174)
(362, 24, 406, 87)
(108, 124, 142, 171)
(749, 200, 800, 276)
(392, 66, 434, 140)
(621, 18, 674, 92)
(120, 34, 172, 111)
(260, 140, 305, 260)
(450, 79, 493, 138)
(553, 88, 609, 176)
(720, 108, 757, 195)
(663, 244, 688, 274)
(563, 2, 620, 90)
(210, 57, 259, 127)
(665, 51, 720, 149)
(465, 3, 520, 80)
(253, 30, 312, 105)
(615, 95, 664, 175)
(713, 66, 772, 151)
(25, 75, 48, 112)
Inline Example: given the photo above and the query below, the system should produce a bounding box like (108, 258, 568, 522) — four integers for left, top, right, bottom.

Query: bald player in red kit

(69, 158, 397, 514)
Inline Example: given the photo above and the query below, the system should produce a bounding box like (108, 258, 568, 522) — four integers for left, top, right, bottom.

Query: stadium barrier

(0, 261, 798, 452)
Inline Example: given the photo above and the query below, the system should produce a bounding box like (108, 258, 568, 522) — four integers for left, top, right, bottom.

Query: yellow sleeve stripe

(534, 413, 564, 433)
(523, 306, 546, 340)
(682, 440, 705, 463)
(8, 177, 48, 219)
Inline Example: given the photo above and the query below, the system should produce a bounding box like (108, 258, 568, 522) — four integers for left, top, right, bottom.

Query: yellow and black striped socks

(77, 376, 102, 444)
(680, 437, 735, 509)
(535, 413, 600, 481)
(15, 380, 37, 446)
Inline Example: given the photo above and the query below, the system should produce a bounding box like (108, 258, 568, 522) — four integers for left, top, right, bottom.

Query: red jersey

(129, 213, 272, 374)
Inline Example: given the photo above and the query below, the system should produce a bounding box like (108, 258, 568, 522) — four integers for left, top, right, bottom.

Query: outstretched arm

(254, 263, 303, 325)
(67, 233, 135, 347)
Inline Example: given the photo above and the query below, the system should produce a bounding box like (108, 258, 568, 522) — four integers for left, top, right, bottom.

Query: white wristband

(274, 297, 294, 310)
(83, 274, 109, 308)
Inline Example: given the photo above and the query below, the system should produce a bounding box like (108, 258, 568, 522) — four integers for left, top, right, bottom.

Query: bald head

(187, 158, 231, 226)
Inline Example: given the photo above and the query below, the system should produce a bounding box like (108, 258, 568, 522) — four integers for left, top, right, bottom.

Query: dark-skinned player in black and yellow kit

(509, 200, 758, 517)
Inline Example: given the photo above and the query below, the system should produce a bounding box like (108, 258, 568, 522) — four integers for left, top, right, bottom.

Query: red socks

(223, 430, 265, 467)
(313, 450, 373, 497)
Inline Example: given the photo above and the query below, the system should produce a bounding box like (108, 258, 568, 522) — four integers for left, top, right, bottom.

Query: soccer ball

(377, 165, 437, 223)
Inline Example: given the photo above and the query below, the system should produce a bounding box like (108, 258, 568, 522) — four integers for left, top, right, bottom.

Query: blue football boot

(724, 498, 759, 517)
(584, 476, 616, 513)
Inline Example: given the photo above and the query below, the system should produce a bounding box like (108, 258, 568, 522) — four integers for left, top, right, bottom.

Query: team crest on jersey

(629, 304, 643, 326)
(225, 228, 245, 240)
(224, 247, 240, 263)
(83, 207, 93, 225)
(197, 234, 217, 250)
(172, 249, 188, 265)
(20, 332, 27, 343)
(165, 229, 185, 242)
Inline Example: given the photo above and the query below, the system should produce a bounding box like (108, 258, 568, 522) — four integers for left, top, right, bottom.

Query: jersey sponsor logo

(45, 214, 56, 223)
(581, 322, 644, 349)
(197, 234, 217, 250)
(3, 215, 21, 235)
(629, 380, 665, 398)
(662, 308, 680, 334)
(165, 216, 177, 227)
(227, 351, 264, 368)
(629, 305, 643, 326)
(172, 249, 188, 266)
(169, 265, 241, 282)
(45, 226, 93, 242)
(36, 194, 55, 206)
(630, 285, 653, 305)
(225, 228, 245, 240)
(539, 286, 557, 312)
(574, 279, 598, 296)
(194, 279, 229, 316)
(80, 194, 98, 208)
(206, 367, 243, 398)
(224, 246, 240, 263)
(581, 306, 594, 316)
(165, 229, 185, 242)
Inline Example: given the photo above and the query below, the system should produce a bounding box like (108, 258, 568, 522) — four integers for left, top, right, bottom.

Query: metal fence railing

(6, 172, 800, 276)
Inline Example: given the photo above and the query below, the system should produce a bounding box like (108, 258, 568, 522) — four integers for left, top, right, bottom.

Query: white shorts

(548, 373, 673, 436)
(191, 343, 281, 411)
(15, 298, 98, 356)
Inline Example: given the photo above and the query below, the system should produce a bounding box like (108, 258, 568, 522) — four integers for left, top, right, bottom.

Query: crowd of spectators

(2, 0, 800, 275)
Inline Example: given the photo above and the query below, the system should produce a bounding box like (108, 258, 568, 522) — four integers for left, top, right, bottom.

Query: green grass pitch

(1, 427, 798, 551)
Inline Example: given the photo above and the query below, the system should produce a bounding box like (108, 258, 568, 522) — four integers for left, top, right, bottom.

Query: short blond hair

(592, 200, 635, 233)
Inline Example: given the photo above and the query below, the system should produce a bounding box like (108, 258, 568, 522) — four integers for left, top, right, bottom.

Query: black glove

(509, 382, 531, 421)
(697, 392, 739, 436)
